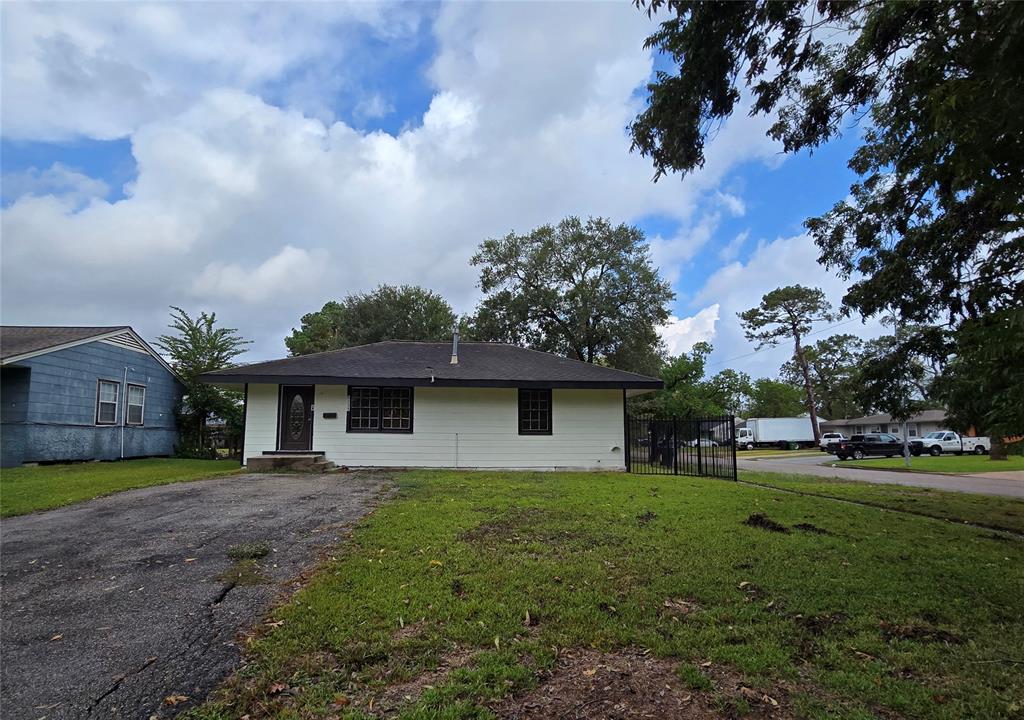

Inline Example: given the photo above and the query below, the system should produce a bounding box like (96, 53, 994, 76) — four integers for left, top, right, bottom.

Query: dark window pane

(350, 387, 380, 429)
(381, 387, 412, 430)
(98, 402, 116, 424)
(518, 389, 551, 433)
(127, 404, 143, 425)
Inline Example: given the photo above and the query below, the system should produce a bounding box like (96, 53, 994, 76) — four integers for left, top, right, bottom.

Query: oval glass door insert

(287, 394, 305, 440)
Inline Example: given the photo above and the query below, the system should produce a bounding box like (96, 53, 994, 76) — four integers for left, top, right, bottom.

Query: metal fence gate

(625, 414, 737, 480)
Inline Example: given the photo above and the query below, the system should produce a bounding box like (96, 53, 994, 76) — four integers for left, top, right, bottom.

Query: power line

(704, 317, 860, 370)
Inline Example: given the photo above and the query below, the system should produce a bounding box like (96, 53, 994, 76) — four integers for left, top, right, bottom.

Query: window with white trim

(126, 384, 146, 426)
(96, 380, 119, 425)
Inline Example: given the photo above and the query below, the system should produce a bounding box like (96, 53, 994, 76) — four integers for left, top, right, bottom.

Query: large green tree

(631, 0, 1024, 439)
(739, 285, 835, 440)
(780, 333, 866, 420)
(286, 285, 457, 356)
(930, 309, 1023, 457)
(631, 342, 721, 417)
(471, 216, 673, 374)
(707, 368, 752, 416)
(746, 378, 806, 419)
(155, 306, 250, 456)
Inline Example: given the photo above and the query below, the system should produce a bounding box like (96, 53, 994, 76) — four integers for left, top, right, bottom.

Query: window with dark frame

(126, 384, 146, 426)
(96, 380, 119, 425)
(347, 386, 412, 433)
(518, 388, 552, 435)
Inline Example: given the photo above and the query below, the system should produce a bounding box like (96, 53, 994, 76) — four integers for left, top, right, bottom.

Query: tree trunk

(793, 331, 822, 443)
(991, 436, 1008, 461)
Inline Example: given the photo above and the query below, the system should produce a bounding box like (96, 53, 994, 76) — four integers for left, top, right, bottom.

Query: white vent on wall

(101, 331, 149, 354)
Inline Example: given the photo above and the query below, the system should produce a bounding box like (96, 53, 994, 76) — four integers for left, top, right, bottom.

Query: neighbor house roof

(821, 409, 947, 427)
(0, 325, 180, 379)
(199, 341, 663, 390)
(1, 326, 130, 361)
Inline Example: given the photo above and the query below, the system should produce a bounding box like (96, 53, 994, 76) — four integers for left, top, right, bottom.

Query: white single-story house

(820, 409, 949, 438)
(200, 340, 662, 470)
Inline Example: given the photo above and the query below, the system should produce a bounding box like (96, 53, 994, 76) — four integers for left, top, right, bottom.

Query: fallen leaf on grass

(268, 682, 290, 695)
(264, 619, 285, 628)
(663, 598, 700, 615)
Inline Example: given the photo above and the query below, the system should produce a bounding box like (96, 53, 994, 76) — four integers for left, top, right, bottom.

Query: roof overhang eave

(198, 373, 663, 391)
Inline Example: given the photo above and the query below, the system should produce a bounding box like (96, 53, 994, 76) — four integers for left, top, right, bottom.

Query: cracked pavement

(1, 471, 392, 719)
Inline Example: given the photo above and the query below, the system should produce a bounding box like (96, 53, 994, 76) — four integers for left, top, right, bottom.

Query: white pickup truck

(910, 431, 990, 456)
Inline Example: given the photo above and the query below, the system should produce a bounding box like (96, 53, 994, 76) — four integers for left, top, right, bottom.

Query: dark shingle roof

(822, 409, 947, 427)
(200, 341, 662, 389)
(1, 326, 129, 361)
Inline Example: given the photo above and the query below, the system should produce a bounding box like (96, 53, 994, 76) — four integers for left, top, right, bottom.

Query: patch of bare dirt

(879, 621, 963, 644)
(742, 513, 790, 534)
(492, 648, 793, 720)
(661, 597, 702, 618)
(391, 619, 426, 642)
(361, 647, 475, 717)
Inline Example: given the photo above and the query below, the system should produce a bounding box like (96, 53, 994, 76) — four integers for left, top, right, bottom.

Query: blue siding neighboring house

(1, 326, 183, 467)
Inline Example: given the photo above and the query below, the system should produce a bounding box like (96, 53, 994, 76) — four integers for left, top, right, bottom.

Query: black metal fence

(625, 414, 737, 480)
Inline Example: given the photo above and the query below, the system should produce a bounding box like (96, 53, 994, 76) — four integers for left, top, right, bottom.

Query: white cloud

(1, 162, 109, 206)
(717, 230, 749, 262)
(353, 93, 395, 122)
(659, 305, 720, 356)
(1, 2, 784, 359)
(191, 246, 328, 304)
(0, 2, 421, 139)
(715, 191, 746, 217)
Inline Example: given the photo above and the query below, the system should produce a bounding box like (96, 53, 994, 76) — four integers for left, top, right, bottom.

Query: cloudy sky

(1, 1, 880, 378)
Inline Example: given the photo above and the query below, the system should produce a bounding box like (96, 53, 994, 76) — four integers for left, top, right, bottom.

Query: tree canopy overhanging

(633, 0, 1024, 439)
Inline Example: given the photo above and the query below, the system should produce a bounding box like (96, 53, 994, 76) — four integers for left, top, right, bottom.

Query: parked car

(910, 431, 990, 456)
(834, 433, 904, 460)
(819, 432, 848, 452)
(689, 438, 719, 448)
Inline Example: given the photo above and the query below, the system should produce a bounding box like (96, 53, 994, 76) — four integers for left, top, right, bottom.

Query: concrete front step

(248, 454, 337, 473)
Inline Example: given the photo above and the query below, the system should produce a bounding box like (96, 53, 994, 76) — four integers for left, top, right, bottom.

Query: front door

(278, 385, 314, 451)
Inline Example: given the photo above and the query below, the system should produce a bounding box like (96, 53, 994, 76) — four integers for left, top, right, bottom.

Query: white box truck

(735, 417, 819, 450)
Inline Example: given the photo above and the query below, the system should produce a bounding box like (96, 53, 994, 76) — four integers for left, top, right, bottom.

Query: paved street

(738, 453, 1024, 498)
(1, 472, 391, 719)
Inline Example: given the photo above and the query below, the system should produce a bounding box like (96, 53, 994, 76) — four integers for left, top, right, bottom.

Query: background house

(1, 326, 183, 467)
(820, 410, 948, 439)
(200, 340, 661, 471)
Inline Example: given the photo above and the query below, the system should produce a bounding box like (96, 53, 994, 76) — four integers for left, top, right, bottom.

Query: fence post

(624, 413, 631, 472)
(671, 417, 679, 475)
(729, 414, 738, 481)
(694, 421, 701, 475)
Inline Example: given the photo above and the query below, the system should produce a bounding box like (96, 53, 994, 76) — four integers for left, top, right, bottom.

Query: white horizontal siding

(234, 385, 624, 470)
(314, 386, 624, 469)
(243, 384, 278, 463)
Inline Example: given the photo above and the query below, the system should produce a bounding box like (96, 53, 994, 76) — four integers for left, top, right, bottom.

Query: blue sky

(0, 2, 873, 378)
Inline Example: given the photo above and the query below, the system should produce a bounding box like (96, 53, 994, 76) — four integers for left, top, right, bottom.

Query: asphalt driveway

(1, 471, 391, 719)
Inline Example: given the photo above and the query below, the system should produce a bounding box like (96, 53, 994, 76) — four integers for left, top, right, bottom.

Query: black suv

(834, 433, 903, 460)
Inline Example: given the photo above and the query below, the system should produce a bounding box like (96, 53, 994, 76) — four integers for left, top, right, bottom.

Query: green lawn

(740, 448, 824, 458)
(833, 455, 1024, 475)
(189, 470, 1024, 720)
(0, 458, 240, 517)
(743, 470, 1024, 535)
